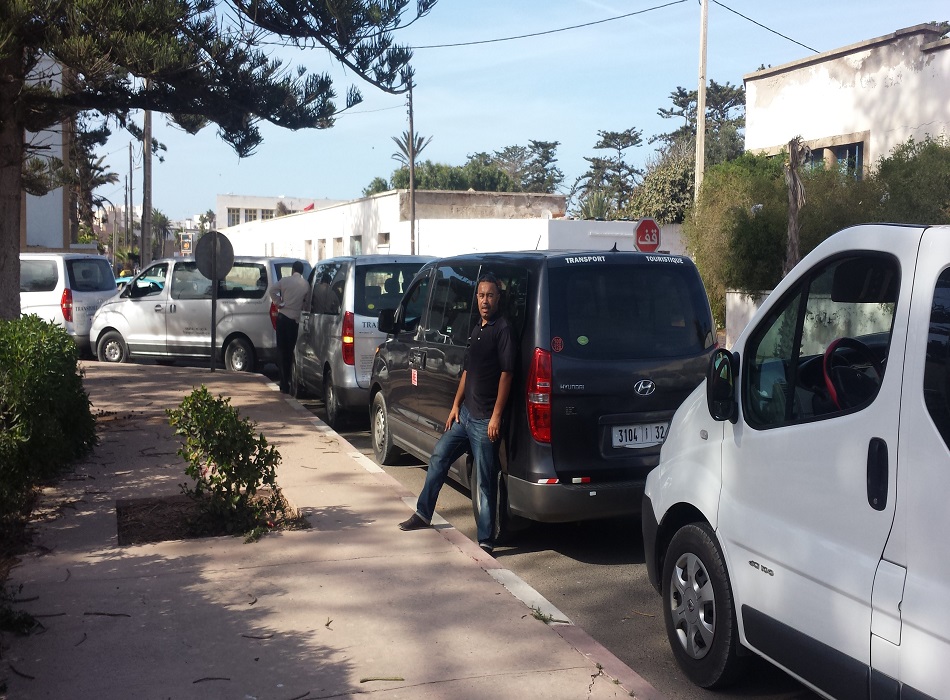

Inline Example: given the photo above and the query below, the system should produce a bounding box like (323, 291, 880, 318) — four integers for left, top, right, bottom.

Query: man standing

(398, 273, 515, 553)
(269, 260, 309, 393)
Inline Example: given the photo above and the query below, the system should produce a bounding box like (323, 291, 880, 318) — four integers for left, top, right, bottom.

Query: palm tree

(391, 130, 432, 168)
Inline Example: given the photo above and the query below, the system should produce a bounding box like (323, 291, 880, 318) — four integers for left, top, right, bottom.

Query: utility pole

(128, 141, 134, 255)
(124, 173, 130, 250)
(142, 95, 152, 267)
(694, 0, 708, 202)
(408, 83, 416, 255)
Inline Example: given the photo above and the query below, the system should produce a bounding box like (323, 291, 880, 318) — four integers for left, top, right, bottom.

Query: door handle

(154, 304, 164, 313)
(867, 437, 888, 511)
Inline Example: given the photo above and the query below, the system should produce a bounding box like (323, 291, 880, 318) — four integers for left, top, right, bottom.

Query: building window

(333, 237, 343, 256)
(318, 240, 326, 260)
(379, 231, 390, 245)
(807, 142, 864, 179)
(227, 208, 240, 227)
(350, 236, 362, 255)
(261, 209, 274, 220)
(244, 209, 258, 223)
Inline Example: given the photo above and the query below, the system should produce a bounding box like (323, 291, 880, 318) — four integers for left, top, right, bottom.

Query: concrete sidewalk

(2, 363, 665, 699)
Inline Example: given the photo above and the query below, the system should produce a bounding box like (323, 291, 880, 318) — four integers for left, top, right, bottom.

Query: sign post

(195, 231, 235, 372)
(635, 218, 661, 253)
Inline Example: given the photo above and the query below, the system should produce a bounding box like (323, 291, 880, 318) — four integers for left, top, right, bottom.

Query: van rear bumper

(507, 475, 643, 523)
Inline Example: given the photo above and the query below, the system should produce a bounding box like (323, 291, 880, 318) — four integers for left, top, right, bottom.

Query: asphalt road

(297, 397, 820, 700)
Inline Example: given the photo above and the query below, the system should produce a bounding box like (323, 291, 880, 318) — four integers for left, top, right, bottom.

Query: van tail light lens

(269, 302, 279, 330)
(342, 311, 355, 365)
(61, 288, 74, 323)
(527, 347, 551, 443)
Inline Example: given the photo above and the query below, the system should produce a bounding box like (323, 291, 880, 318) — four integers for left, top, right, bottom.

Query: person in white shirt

(269, 261, 309, 393)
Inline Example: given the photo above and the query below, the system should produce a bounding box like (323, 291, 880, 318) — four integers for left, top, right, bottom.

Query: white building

(220, 189, 685, 262)
(744, 23, 950, 172)
(216, 194, 344, 229)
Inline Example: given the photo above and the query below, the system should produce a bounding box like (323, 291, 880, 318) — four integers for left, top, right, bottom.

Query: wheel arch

(655, 503, 712, 592)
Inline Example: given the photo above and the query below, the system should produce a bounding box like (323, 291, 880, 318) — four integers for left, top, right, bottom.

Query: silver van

(19, 252, 117, 356)
(291, 254, 433, 428)
(90, 256, 309, 371)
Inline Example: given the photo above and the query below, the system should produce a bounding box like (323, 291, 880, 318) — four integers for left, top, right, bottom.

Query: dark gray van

(370, 251, 716, 539)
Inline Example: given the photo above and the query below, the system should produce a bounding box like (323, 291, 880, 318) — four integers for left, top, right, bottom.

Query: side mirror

(378, 308, 397, 334)
(706, 348, 739, 423)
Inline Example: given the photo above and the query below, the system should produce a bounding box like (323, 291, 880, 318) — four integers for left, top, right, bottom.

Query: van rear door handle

(867, 437, 888, 511)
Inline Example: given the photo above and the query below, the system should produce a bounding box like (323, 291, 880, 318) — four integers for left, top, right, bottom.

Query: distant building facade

(744, 23, 950, 173)
(221, 189, 685, 261)
(215, 194, 344, 230)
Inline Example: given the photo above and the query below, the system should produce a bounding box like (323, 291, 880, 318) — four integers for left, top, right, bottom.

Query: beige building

(744, 23, 950, 173)
(215, 194, 344, 229)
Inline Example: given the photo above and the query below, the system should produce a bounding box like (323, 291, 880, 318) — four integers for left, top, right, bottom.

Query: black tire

(662, 523, 745, 689)
(290, 355, 309, 399)
(97, 331, 128, 363)
(224, 337, 255, 372)
(323, 369, 344, 429)
(371, 392, 400, 465)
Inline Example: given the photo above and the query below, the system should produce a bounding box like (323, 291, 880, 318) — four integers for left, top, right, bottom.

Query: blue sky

(96, 0, 949, 221)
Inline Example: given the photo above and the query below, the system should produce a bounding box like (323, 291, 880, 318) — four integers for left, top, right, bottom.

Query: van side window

(219, 262, 268, 299)
(20, 260, 58, 292)
(397, 273, 431, 335)
(924, 269, 950, 447)
(478, 265, 529, 342)
(744, 254, 898, 429)
(171, 262, 211, 300)
(310, 262, 343, 315)
(426, 265, 479, 345)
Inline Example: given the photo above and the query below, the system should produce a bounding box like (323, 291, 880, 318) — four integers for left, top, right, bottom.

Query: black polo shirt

(463, 313, 516, 419)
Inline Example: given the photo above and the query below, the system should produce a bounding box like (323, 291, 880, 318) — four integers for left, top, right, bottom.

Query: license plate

(612, 422, 668, 449)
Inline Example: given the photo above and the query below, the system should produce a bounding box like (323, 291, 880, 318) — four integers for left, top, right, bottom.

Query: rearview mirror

(707, 348, 739, 423)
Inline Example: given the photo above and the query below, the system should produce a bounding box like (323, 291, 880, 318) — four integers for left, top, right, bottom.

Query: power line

(410, 0, 689, 49)
(711, 0, 819, 54)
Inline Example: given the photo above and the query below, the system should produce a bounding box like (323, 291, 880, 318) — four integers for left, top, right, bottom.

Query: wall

(745, 24, 949, 167)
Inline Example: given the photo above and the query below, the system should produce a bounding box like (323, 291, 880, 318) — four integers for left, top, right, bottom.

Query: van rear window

(549, 263, 713, 359)
(21, 260, 59, 292)
(356, 264, 425, 316)
(67, 258, 117, 293)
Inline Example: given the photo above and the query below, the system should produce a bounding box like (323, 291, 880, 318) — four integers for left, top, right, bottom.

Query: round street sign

(195, 231, 235, 280)
(635, 218, 661, 252)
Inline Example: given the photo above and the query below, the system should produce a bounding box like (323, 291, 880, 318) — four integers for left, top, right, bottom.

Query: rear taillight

(61, 288, 73, 323)
(527, 347, 551, 443)
(269, 302, 279, 330)
(342, 311, 355, 365)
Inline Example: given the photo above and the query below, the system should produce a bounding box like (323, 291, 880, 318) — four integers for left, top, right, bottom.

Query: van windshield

(549, 262, 713, 359)
(356, 264, 425, 316)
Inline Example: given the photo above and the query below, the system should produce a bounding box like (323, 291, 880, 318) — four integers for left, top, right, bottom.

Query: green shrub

(167, 386, 283, 533)
(0, 316, 97, 518)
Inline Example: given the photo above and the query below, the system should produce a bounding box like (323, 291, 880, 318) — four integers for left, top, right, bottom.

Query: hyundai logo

(634, 379, 656, 396)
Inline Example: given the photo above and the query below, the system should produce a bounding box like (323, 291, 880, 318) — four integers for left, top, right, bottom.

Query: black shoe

(398, 513, 430, 531)
(279, 385, 289, 394)
(479, 542, 494, 555)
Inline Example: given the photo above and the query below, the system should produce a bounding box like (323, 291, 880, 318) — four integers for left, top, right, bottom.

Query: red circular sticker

(551, 336, 564, 353)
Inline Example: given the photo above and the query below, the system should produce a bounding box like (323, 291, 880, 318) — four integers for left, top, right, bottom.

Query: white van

(91, 256, 309, 371)
(19, 252, 117, 355)
(291, 254, 433, 428)
(642, 223, 950, 698)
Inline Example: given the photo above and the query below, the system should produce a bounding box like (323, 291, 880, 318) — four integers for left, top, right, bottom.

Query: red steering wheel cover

(823, 338, 846, 409)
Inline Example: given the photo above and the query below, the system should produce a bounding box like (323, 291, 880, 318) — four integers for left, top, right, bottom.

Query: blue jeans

(416, 405, 497, 545)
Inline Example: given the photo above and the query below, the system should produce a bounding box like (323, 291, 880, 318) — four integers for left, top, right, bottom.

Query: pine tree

(0, 0, 435, 319)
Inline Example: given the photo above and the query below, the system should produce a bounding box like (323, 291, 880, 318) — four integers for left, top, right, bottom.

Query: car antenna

(610, 242, 619, 252)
